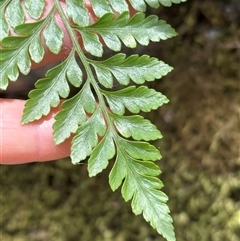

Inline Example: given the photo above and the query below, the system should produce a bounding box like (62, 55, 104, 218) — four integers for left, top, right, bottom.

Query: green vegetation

(0, 1, 189, 240)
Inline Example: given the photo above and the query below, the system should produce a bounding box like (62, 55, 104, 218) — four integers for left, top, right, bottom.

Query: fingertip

(0, 99, 71, 164)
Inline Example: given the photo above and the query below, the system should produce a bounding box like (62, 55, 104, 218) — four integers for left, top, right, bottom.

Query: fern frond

(0, 36, 32, 89)
(111, 114, 162, 141)
(6, 0, 24, 28)
(43, 17, 64, 54)
(89, 54, 173, 88)
(89, 0, 113, 17)
(24, 0, 45, 19)
(0, 1, 187, 240)
(75, 12, 177, 56)
(88, 0, 187, 13)
(129, 0, 187, 11)
(22, 51, 82, 123)
(0, 9, 63, 90)
(0, 9, 9, 41)
(66, 0, 90, 27)
(53, 82, 96, 145)
(109, 138, 176, 241)
(88, 131, 116, 176)
(71, 108, 107, 164)
(101, 86, 169, 115)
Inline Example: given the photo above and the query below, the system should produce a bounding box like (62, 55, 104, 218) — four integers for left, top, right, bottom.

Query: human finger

(0, 99, 71, 164)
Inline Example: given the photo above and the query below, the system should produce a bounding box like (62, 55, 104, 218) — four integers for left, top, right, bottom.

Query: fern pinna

(0, 1, 187, 240)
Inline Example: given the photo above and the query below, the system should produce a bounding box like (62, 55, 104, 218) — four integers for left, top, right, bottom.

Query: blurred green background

(1, 0, 239, 240)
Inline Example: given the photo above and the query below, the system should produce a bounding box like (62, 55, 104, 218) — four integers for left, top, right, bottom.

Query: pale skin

(0, 0, 99, 164)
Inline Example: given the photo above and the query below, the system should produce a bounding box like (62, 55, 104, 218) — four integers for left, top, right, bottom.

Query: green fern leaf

(0, 1, 188, 240)
(29, 35, 45, 63)
(0, 51, 19, 90)
(75, 12, 177, 56)
(117, 138, 161, 161)
(53, 83, 96, 145)
(71, 108, 107, 164)
(43, 17, 64, 54)
(158, 0, 187, 7)
(80, 30, 103, 57)
(0, 0, 9, 8)
(88, 131, 115, 177)
(24, 0, 45, 19)
(0, 9, 9, 41)
(129, 0, 187, 11)
(90, 0, 113, 17)
(111, 114, 162, 141)
(88, 0, 186, 13)
(90, 53, 173, 88)
(6, 0, 24, 28)
(109, 145, 175, 241)
(0, 36, 32, 90)
(22, 51, 82, 123)
(87, 0, 129, 16)
(0, 16, 61, 90)
(128, 0, 150, 12)
(14, 19, 45, 35)
(102, 86, 169, 115)
(107, 0, 129, 13)
(0, 21, 39, 90)
(15, 21, 45, 63)
(66, 0, 90, 27)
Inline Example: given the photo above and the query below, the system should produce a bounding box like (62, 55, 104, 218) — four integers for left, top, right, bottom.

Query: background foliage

(0, 0, 239, 240)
